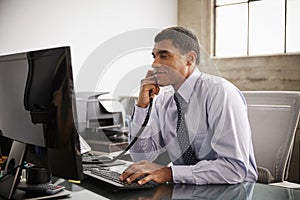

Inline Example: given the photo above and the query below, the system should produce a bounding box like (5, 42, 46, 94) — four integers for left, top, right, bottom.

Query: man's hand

(119, 160, 172, 185)
(137, 70, 160, 108)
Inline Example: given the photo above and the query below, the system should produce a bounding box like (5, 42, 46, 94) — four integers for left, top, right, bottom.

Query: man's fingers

(137, 174, 154, 185)
(145, 70, 154, 78)
(120, 170, 145, 184)
(119, 164, 136, 181)
(125, 172, 145, 183)
(120, 161, 171, 185)
(120, 161, 149, 183)
(141, 75, 157, 85)
(119, 171, 130, 181)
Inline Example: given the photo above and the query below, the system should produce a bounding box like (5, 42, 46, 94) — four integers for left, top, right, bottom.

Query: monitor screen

(0, 52, 45, 147)
(0, 47, 83, 199)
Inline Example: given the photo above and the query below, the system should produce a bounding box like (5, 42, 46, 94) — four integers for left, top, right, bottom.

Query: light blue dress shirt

(129, 68, 258, 185)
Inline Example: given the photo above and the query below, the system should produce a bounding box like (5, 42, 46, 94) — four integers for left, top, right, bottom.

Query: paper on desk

(109, 160, 133, 174)
(269, 181, 300, 189)
(24, 190, 72, 200)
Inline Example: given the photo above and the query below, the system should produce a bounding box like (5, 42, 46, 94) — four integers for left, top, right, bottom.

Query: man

(120, 27, 257, 185)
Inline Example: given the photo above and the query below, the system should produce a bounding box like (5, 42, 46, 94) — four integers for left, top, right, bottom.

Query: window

(215, 0, 300, 57)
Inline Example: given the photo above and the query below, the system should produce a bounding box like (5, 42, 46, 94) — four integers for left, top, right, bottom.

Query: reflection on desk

(170, 182, 254, 199)
(56, 179, 300, 200)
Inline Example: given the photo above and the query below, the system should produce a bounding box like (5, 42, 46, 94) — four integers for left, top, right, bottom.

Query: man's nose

(152, 60, 161, 69)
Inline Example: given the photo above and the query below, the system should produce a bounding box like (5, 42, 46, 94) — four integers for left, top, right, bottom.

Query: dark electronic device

(0, 46, 156, 197)
(83, 167, 155, 190)
(0, 47, 83, 199)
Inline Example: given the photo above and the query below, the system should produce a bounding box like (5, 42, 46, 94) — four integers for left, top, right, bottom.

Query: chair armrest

(257, 166, 275, 184)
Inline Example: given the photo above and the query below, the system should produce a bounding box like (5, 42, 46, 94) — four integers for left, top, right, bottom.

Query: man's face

(151, 39, 188, 89)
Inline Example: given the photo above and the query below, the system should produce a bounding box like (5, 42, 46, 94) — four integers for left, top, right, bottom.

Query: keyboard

(83, 166, 155, 189)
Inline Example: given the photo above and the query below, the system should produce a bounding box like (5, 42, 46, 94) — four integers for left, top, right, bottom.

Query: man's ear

(186, 51, 197, 66)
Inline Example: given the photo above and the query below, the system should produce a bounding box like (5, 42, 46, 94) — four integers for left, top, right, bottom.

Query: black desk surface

(52, 178, 300, 200)
(2, 178, 299, 199)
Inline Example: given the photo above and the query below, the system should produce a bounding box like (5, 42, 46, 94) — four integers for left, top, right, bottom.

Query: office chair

(243, 91, 300, 184)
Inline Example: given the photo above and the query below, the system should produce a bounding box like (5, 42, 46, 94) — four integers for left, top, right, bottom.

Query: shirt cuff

(132, 105, 148, 125)
(130, 105, 149, 138)
(171, 165, 194, 184)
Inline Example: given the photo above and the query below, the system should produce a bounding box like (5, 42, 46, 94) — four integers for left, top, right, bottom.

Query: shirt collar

(176, 68, 201, 103)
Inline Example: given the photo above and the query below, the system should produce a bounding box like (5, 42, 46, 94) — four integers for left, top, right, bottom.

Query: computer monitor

(0, 46, 84, 199)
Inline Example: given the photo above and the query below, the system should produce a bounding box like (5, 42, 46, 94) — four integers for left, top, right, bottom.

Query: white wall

(0, 0, 177, 97)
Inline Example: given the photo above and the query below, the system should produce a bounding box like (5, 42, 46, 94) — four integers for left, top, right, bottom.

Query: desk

(53, 179, 300, 200)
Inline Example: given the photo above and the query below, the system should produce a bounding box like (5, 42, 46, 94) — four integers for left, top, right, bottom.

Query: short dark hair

(154, 26, 200, 65)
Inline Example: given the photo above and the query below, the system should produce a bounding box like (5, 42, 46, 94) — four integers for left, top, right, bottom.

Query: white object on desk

(269, 181, 300, 189)
(109, 160, 133, 174)
(22, 189, 72, 200)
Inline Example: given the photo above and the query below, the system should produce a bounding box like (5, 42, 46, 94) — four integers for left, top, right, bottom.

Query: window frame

(213, 0, 296, 58)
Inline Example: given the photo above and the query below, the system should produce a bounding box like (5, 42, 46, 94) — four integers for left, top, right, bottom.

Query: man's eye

(160, 54, 168, 59)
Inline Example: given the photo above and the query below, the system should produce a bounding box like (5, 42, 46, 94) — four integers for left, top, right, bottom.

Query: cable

(0, 161, 34, 183)
(102, 97, 154, 163)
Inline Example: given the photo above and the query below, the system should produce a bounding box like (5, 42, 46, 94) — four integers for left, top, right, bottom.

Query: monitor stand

(0, 141, 27, 199)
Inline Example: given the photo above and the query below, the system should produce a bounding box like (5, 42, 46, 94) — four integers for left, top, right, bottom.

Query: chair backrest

(243, 91, 300, 182)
